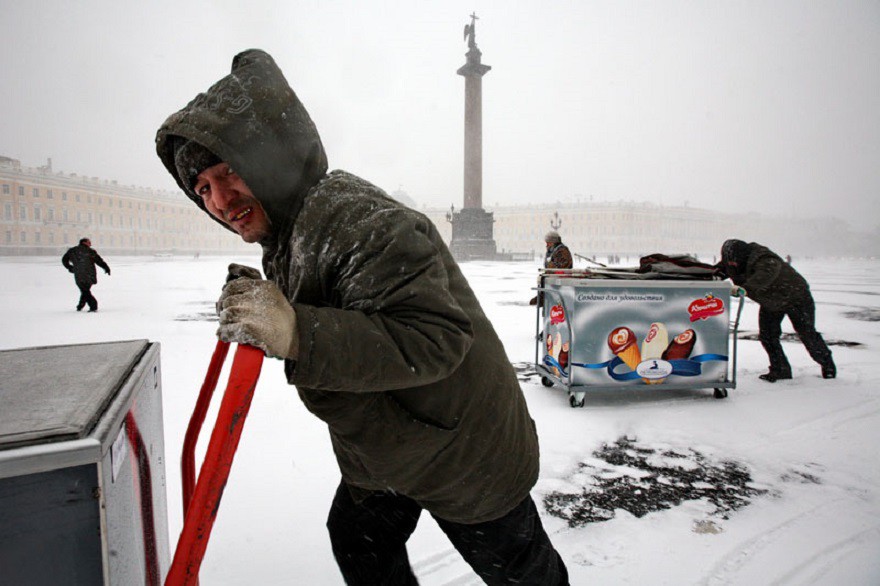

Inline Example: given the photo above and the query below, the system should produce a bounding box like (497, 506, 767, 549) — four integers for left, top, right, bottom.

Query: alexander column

(448, 13, 498, 261)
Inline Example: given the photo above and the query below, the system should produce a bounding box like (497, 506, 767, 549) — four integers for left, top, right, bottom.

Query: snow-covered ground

(2, 254, 878, 585)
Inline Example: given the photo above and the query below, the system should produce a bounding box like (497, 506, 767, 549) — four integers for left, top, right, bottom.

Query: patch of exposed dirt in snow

(842, 308, 880, 322)
(543, 437, 772, 527)
(174, 301, 218, 322)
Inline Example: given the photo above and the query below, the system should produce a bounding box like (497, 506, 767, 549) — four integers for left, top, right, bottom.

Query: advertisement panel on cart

(541, 280, 731, 389)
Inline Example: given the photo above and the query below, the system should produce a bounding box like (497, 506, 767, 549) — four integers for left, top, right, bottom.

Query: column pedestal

(449, 208, 498, 260)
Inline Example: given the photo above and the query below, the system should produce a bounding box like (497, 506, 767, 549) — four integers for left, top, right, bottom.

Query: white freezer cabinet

(0, 340, 170, 585)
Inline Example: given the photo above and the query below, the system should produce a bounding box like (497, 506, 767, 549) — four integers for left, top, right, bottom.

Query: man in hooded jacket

(61, 237, 110, 312)
(156, 49, 567, 585)
(719, 239, 836, 382)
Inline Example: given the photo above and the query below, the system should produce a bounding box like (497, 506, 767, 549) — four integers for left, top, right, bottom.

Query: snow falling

(2, 254, 879, 584)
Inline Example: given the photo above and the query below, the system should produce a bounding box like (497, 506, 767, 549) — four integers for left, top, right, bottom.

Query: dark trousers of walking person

(76, 283, 98, 311)
(327, 481, 569, 585)
(758, 294, 833, 377)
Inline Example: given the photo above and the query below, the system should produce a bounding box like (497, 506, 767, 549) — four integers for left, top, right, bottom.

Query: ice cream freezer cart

(0, 340, 170, 585)
(535, 273, 744, 407)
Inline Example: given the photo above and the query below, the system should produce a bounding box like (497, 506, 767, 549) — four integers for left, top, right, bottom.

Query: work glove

(104, 268, 111, 275)
(226, 263, 262, 282)
(217, 263, 263, 314)
(216, 278, 299, 360)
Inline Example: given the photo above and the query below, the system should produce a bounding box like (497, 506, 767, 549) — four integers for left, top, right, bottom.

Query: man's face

(193, 162, 271, 243)
(83, 239, 91, 247)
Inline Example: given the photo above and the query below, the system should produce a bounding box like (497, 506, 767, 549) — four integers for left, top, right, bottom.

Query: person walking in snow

(718, 239, 836, 382)
(156, 49, 567, 585)
(61, 237, 110, 312)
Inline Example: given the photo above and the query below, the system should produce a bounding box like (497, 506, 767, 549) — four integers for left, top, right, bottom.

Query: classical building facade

(1, 156, 252, 256)
(3, 155, 871, 259)
(424, 200, 870, 262)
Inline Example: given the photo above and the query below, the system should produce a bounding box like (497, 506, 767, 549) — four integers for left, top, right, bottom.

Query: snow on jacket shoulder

(289, 173, 474, 391)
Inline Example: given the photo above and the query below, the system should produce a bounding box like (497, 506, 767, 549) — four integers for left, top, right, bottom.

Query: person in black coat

(61, 237, 110, 312)
(719, 239, 836, 382)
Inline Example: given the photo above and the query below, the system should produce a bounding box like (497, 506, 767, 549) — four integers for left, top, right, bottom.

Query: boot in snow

(822, 362, 837, 379)
(759, 370, 792, 383)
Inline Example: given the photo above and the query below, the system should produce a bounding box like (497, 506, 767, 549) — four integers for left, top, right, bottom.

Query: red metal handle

(165, 342, 264, 586)
(181, 340, 230, 514)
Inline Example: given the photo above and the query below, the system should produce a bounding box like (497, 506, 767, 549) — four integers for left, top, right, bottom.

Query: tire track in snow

(412, 547, 480, 586)
(773, 397, 880, 438)
(697, 501, 833, 586)
(734, 396, 880, 454)
(768, 524, 880, 585)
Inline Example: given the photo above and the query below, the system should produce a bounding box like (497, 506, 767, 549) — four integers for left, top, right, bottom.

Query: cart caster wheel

(541, 377, 554, 388)
(713, 388, 728, 399)
(569, 393, 585, 408)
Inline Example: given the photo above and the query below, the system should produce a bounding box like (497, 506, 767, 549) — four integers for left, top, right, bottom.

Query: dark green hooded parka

(156, 49, 539, 524)
(720, 239, 811, 311)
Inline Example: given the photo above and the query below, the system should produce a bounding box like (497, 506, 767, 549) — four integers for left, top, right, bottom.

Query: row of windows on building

(5, 229, 225, 249)
(2, 183, 193, 215)
(435, 220, 717, 243)
(3, 202, 216, 232)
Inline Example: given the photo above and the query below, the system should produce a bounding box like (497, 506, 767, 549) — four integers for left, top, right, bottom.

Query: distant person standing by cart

(718, 239, 835, 382)
(61, 237, 110, 312)
(530, 231, 573, 306)
(544, 231, 573, 270)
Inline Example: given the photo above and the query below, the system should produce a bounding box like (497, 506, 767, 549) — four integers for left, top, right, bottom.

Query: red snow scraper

(165, 340, 264, 585)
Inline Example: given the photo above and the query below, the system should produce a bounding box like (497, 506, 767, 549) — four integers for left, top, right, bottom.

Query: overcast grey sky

(2, 0, 878, 229)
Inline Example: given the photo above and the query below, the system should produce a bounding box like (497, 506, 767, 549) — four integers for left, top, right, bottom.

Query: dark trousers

(327, 481, 569, 585)
(76, 283, 98, 311)
(758, 295, 833, 374)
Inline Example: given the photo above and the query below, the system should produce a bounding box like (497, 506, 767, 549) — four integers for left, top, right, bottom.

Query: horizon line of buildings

(2, 156, 874, 259)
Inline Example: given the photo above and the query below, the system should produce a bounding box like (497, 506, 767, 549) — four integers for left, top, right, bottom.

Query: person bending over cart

(718, 239, 836, 382)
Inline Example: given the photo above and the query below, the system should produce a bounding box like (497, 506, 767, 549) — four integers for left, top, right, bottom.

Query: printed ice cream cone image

(641, 322, 669, 384)
(608, 326, 641, 371)
(551, 332, 563, 375)
(663, 329, 697, 360)
(558, 341, 570, 372)
(641, 322, 668, 360)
